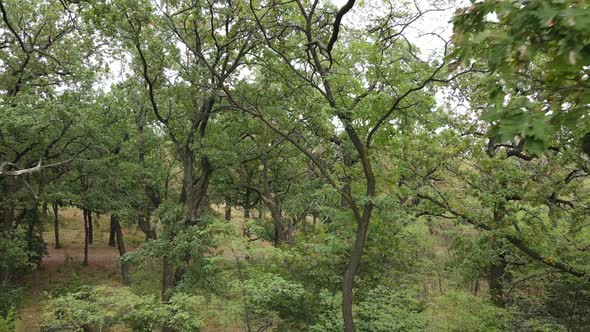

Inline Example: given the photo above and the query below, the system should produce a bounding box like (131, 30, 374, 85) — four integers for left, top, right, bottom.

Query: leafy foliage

(40, 286, 204, 331)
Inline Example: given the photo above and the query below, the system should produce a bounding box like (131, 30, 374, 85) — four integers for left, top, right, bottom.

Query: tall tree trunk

(160, 153, 212, 307)
(340, 139, 375, 332)
(52, 202, 60, 249)
(342, 216, 371, 332)
(136, 108, 159, 242)
(87, 210, 93, 245)
(224, 204, 232, 221)
(109, 216, 116, 247)
(111, 215, 130, 285)
(83, 209, 89, 266)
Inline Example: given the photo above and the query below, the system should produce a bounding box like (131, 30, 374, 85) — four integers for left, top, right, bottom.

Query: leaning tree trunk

(111, 215, 130, 285)
(52, 202, 61, 249)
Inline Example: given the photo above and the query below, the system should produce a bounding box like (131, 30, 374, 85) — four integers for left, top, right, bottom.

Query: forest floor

(14, 207, 253, 331)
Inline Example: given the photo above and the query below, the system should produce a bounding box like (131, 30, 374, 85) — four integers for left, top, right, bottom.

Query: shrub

(40, 286, 204, 331)
(427, 290, 512, 331)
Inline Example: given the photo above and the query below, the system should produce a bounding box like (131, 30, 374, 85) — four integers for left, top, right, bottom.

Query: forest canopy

(1, 0, 589, 331)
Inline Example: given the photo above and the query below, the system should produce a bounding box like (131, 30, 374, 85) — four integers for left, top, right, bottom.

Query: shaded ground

(15, 209, 134, 331)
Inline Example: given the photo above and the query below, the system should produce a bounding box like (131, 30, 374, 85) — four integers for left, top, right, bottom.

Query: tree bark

(489, 233, 511, 307)
(342, 216, 370, 332)
(287, 217, 295, 246)
(87, 209, 93, 245)
(488, 206, 512, 307)
(83, 209, 89, 266)
(224, 204, 232, 221)
(109, 216, 117, 247)
(52, 202, 61, 249)
(138, 215, 156, 240)
(111, 215, 130, 285)
(265, 200, 285, 247)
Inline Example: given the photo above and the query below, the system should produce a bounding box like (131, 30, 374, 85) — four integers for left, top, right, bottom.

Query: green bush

(40, 286, 204, 331)
(243, 273, 309, 329)
(311, 286, 426, 332)
(427, 290, 512, 331)
(0, 308, 16, 332)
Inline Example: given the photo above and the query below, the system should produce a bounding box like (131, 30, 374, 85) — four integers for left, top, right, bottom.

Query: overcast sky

(102, 0, 462, 90)
(331, 0, 460, 57)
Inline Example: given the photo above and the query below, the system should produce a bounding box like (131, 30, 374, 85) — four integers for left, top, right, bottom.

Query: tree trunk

(489, 233, 511, 307)
(111, 215, 130, 285)
(0, 178, 17, 232)
(489, 258, 507, 306)
(287, 218, 295, 246)
(109, 216, 117, 247)
(83, 209, 89, 266)
(224, 204, 231, 221)
(160, 152, 212, 306)
(268, 203, 284, 247)
(138, 215, 156, 241)
(52, 202, 61, 249)
(87, 209, 93, 245)
(489, 207, 511, 307)
(342, 217, 370, 332)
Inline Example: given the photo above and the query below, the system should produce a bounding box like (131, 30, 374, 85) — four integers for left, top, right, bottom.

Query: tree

(450, 0, 590, 153)
(223, 1, 474, 329)
(0, 0, 106, 283)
